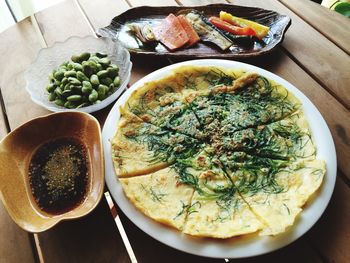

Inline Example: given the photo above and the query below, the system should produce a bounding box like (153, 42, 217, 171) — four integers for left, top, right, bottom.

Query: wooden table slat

(0, 201, 36, 263)
(230, 0, 350, 111)
(307, 177, 350, 263)
(34, 0, 93, 47)
(279, 0, 350, 54)
(37, 199, 131, 263)
(0, 18, 49, 131)
(78, 0, 130, 31)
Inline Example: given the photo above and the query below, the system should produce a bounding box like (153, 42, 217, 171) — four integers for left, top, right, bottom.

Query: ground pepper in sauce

(28, 137, 89, 214)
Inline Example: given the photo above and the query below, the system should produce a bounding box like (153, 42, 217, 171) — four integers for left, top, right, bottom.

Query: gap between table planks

(0, 88, 9, 139)
(0, 0, 348, 262)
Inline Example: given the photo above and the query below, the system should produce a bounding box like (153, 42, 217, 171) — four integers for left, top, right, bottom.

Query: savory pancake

(111, 65, 325, 238)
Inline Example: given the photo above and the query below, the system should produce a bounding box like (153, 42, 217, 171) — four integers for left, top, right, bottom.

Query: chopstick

(104, 191, 138, 263)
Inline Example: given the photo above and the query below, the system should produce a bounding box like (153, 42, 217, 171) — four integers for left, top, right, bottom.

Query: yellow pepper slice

(220, 11, 270, 40)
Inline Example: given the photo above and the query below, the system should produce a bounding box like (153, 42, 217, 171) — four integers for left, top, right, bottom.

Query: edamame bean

(76, 71, 89, 82)
(96, 63, 103, 72)
(54, 70, 64, 81)
(61, 77, 69, 86)
(67, 95, 82, 102)
(97, 84, 109, 100)
(68, 77, 81, 86)
(73, 63, 83, 71)
(62, 90, 72, 97)
(88, 89, 98, 102)
(64, 101, 76, 109)
(54, 87, 63, 97)
(99, 57, 111, 67)
(89, 56, 100, 64)
(82, 62, 94, 77)
(107, 67, 119, 78)
(54, 99, 65, 106)
(90, 74, 100, 86)
(64, 70, 77, 78)
(46, 83, 55, 93)
(100, 77, 113, 86)
(48, 92, 56, 101)
(82, 81, 93, 94)
(113, 76, 121, 87)
(71, 52, 90, 63)
(97, 70, 108, 79)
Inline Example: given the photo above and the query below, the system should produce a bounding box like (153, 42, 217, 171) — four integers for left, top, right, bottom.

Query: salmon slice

(177, 15, 200, 47)
(153, 13, 189, 51)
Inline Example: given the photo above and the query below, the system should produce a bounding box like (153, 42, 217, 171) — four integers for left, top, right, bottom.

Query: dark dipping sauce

(28, 137, 89, 215)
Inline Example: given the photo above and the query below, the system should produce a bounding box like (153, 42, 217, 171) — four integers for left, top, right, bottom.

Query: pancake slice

(239, 160, 325, 236)
(119, 167, 194, 230)
(111, 109, 169, 177)
(180, 167, 264, 238)
(221, 111, 316, 161)
(112, 108, 202, 177)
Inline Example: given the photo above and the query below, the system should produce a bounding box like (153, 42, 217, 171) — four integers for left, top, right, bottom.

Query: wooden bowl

(0, 112, 104, 232)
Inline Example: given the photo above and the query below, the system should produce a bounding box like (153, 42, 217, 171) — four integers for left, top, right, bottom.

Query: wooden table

(0, 0, 349, 262)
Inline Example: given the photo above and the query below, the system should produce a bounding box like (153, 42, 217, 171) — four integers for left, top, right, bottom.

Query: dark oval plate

(97, 4, 291, 58)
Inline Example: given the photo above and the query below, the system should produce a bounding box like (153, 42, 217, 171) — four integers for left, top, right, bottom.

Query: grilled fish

(185, 11, 232, 50)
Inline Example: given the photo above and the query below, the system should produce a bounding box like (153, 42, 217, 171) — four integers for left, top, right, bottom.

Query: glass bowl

(24, 36, 132, 113)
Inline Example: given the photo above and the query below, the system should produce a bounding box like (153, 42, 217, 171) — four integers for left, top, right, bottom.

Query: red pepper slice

(209, 16, 256, 36)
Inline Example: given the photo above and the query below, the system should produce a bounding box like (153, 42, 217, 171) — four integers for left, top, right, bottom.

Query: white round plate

(102, 59, 336, 259)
